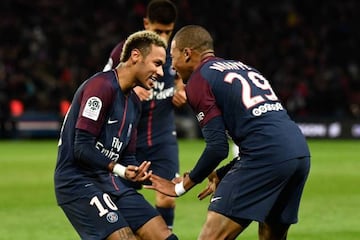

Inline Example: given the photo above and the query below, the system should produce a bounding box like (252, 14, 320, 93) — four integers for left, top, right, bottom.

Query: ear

(184, 48, 191, 62)
(130, 49, 141, 64)
(143, 18, 150, 30)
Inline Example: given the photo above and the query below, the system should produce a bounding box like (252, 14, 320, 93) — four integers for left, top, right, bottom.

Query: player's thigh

(60, 192, 129, 239)
(155, 190, 176, 207)
(258, 222, 290, 240)
(136, 215, 173, 240)
(198, 211, 248, 240)
(115, 190, 161, 232)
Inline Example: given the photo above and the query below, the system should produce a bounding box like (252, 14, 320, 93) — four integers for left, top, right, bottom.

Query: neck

(115, 64, 132, 96)
(200, 50, 215, 61)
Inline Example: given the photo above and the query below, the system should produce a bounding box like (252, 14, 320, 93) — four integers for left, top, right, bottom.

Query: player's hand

(198, 171, 220, 200)
(171, 171, 188, 184)
(125, 161, 152, 182)
(172, 88, 187, 107)
(144, 174, 178, 197)
(172, 74, 187, 107)
(134, 86, 151, 101)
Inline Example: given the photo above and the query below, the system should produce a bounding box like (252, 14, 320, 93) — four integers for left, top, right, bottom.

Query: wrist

(174, 181, 186, 196)
(107, 161, 116, 172)
(112, 163, 127, 179)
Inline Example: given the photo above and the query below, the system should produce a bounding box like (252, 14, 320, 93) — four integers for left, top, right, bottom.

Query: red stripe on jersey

(117, 97, 128, 137)
(110, 173, 120, 191)
(147, 100, 156, 146)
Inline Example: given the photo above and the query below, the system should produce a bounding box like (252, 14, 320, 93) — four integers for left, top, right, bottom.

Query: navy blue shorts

(137, 143, 179, 181)
(60, 188, 159, 239)
(209, 156, 310, 224)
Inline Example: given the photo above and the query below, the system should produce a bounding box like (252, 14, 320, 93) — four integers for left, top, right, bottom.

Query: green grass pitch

(0, 139, 359, 239)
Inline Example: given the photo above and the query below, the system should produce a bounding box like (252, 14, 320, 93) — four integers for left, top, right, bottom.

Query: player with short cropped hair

(146, 25, 311, 240)
(54, 30, 178, 240)
(103, 0, 186, 230)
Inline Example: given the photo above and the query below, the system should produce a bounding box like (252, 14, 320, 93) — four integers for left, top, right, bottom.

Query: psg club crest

(106, 212, 119, 223)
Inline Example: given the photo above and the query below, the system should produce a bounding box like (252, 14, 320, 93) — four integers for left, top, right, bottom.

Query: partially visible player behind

(54, 30, 178, 240)
(103, 0, 186, 230)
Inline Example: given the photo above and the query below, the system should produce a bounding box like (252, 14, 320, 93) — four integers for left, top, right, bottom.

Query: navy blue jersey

(55, 70, 141, 204)
(186, 57, 310, 167)
(104, 42, 177, 149)
(136, 50, 177, 148)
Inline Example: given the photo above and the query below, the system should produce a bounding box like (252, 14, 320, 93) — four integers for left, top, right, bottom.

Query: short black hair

(147, 0, 177, 24)
(174, 25, 214, 52)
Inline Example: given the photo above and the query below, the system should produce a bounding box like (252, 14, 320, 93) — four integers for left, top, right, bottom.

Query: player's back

(189, 57, 310, 167)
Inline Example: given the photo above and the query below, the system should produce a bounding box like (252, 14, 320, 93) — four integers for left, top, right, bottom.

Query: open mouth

(150, 75, 157, 82)
(148, 75, 157, 87)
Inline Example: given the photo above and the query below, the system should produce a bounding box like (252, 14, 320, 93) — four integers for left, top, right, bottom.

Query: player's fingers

(149, 173, 161, 181)
(143, 174, 160, 190)
(197, 186, 213, 200)
(171, 176, 183, 184)
(137, 170, 152, 181)
(143, 184, 155, 190)
(126, 165, 138, 173)
(198, 190, 211, 200)
(137, 161, 147, 169)
(134, 161, 150, 177)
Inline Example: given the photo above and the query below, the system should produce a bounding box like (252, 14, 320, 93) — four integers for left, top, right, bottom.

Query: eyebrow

(155, 59, 165, 65)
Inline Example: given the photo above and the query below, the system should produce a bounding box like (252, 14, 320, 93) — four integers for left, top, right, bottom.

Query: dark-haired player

(55, 30, 178, 240)
(146, 25, 311, 240)
(103, 0, 186, 230)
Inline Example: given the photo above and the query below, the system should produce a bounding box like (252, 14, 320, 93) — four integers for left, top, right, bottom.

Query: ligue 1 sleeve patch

(82, 96, 102, 121)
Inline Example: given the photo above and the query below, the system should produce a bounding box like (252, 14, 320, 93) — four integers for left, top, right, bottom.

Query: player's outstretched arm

(144, 174, 178, 197)
(145, 173, 196, 197)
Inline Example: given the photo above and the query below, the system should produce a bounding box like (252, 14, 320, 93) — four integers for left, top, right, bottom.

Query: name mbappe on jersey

(209, 59, 284, 117)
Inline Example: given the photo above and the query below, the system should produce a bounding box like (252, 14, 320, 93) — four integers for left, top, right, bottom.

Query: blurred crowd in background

(1, 0, 360, 136)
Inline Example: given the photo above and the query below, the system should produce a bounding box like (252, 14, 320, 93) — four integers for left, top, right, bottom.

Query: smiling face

(136, 44, 166, 90)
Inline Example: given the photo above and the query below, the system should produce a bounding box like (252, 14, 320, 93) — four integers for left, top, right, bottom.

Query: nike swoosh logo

(210, 196, 222, 203)
(85, 183, 94, 187)
(107, 118, 118, 124)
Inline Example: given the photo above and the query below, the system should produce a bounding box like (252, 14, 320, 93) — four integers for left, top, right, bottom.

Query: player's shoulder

(83, 71, 117, 94)
(111, 41, 125, 56)
(89, 70, 114, 83)
(201, 57, 223, 68)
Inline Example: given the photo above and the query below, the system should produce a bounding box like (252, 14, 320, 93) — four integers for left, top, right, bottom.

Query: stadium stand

(0, 0, 359, 138)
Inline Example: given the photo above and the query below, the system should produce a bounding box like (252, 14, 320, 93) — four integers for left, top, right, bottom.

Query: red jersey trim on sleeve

(186, 69, 222, 128)
(76, 74, 115, 136)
